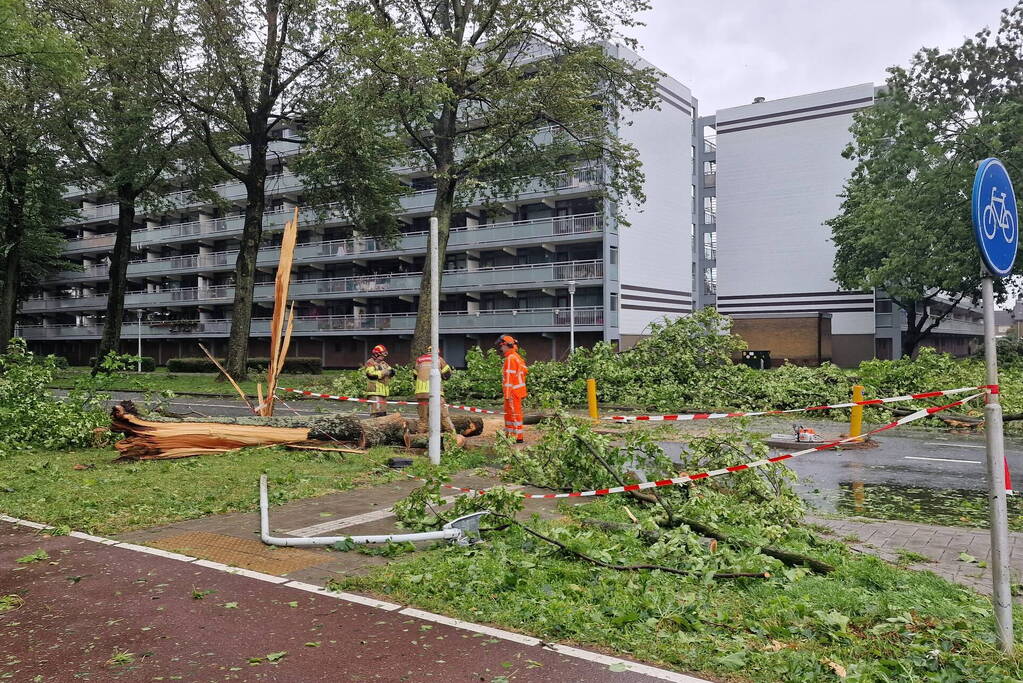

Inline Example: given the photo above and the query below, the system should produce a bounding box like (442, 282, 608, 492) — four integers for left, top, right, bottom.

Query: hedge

(166, 357, 323, 374)
(91, 355, 156, 372)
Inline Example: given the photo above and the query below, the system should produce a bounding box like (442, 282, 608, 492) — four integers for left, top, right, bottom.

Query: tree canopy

(301, 0, 659, 354)
(828, 2, 1023, 356)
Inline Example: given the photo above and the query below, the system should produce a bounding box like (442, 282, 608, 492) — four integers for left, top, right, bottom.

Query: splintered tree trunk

(95, 185, 136, 372)
(306, 413, 408, 447)
(226, 141, 268, 381)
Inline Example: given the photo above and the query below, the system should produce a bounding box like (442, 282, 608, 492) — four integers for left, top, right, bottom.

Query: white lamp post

(428, 216, 441, 466)
(137, 309, 144, 372)
(568, 280, 576, 353)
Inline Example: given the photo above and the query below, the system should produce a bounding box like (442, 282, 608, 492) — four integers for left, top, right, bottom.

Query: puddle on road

(652, 440, 1022, 532)
(802, 482, 1023, 531)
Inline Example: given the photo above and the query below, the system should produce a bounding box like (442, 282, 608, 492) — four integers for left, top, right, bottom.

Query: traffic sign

(972, 157, 1018, 277)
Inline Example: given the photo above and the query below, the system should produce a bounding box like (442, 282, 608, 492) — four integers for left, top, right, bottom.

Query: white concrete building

(707, 84, 983, 365)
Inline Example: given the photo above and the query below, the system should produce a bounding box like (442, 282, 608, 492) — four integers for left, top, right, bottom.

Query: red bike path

(0, 521, 708, 682)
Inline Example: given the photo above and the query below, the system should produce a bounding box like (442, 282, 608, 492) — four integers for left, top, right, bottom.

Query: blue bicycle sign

(972, 158, 1018, 277)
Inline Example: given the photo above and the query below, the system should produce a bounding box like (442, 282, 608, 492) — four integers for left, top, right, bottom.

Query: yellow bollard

(586, 378, 599, 422)
(849, 384, 864, 442)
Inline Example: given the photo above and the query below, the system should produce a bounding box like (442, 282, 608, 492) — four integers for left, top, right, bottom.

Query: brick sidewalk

(809, 515, 1023, 595)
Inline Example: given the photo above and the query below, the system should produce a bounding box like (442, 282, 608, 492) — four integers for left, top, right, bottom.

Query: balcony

(54, 213, 604, 281)
(16, 306, 606, 339)
(30, 259, 603, 311)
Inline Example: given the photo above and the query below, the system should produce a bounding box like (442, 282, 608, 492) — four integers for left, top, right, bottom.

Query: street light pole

(568, 280, 576, 353)
(428, 216, 441, 466)
(137, 309, 143, 373)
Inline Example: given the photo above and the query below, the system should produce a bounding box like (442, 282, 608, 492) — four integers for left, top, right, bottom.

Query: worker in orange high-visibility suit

(495, 334, 527, 443)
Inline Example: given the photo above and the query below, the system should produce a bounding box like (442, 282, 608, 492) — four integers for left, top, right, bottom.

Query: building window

(876, 299, 893, 313)
(609, 245, 617, 265)
(691, 184, 696, 199)
(704, 267, 717, 295)
(703, 232, 717, 261)
(610, 293, 618, 311)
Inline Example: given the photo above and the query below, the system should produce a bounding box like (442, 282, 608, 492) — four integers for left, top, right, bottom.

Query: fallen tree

(111, 404, 416, 459)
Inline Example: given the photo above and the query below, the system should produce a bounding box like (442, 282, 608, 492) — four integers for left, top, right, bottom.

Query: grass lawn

(0, 444, 405, 535)
(49, 367, 342, 396)
(338, 498, 1023, 682)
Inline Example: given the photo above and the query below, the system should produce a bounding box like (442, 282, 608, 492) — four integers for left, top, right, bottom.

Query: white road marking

(924, 442, 986, 449)
(905, 456, 981, 464)
(287, 484, 525, 537)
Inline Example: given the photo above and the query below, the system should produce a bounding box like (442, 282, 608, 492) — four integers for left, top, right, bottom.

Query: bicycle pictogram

(982, 185, 1016, 244)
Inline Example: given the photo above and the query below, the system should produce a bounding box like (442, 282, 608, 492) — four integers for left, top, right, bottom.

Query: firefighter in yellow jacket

(414, 346, 454, 433)
(495, 334, 527, 443)
(364, 344, 395, 417)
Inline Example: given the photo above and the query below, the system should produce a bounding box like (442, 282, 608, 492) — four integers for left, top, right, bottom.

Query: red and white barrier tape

(429, 393, 988, 499)
(604, 385, 998, 422)
(278, 387, 499, 414)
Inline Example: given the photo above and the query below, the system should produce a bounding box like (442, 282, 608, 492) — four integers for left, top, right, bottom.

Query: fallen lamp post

(258, 475, 489, 547)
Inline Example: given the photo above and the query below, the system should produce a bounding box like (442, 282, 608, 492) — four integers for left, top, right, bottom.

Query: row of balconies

(67, 163, 603, 234)
(58, 212, 603, 274)
(16, 306, 608, 339)
(26, 260, 605, 313)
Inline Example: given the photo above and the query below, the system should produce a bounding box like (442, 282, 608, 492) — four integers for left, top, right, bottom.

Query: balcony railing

(56, 212, 605, 279)
(31, 259, 604, 309)
(16, 306, 605, 339)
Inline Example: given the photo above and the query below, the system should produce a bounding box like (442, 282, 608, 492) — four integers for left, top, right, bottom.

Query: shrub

(91, 355, 156, 372)
(166, 357, 323, 374)
(0, 339, 108, 450)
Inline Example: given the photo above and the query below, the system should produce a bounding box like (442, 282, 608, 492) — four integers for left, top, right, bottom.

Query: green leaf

(265, 651, 287, 663)
(717, 651, 747, 669)
(222, 602, 238, 609)
(959, 552, 977, 563)
(608, 662, 630, 672)
(15, 549, 49, 564)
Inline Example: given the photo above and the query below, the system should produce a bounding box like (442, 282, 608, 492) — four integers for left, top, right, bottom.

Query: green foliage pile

(0, 338, 108, 450)
(167, 357, 323, 374)
(361, 418, 1023, 681)
(324, 310, 1015, 419)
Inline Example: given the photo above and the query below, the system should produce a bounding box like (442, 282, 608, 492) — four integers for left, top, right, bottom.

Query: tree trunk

(411, 184, 454, 357)
(0, 156, 27, 346)
(404, 413, 483, 437)
(95, 185, 136, 372)
(411, 103, 458, 359)
(225, 137, 268, 380)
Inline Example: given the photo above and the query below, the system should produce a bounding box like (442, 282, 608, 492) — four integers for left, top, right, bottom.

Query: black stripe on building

(717, 290, 870, 300)
(622, 283, 691, 296)
(717, 96, 873, 128)
(622, 303, 692, 314)
(717, 106, 870, 135)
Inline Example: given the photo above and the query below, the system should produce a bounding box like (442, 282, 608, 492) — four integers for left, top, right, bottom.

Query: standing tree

(46, 0, 191, 370)
(0, 0, 79, 345)
(828, 2, 1023, 357)
(302, 0, 658, 355)
(165, 0, 336, 380)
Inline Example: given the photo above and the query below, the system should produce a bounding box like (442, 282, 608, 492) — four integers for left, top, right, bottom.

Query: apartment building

(17, 47, 698, 368)
(708, 84, 983, 366)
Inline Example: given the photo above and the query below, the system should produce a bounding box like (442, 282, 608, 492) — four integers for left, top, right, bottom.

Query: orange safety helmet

(371, 344, 388, 357)
(494, 334, 518, 350)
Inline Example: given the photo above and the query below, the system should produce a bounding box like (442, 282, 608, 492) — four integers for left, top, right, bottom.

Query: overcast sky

(631, 0, 1014, 114)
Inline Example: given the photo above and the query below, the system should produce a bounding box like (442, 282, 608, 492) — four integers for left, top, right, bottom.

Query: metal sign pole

(982, 275, 1014, 652)
(971, 157, 1017, 653)
(428, 216, 441, 466)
